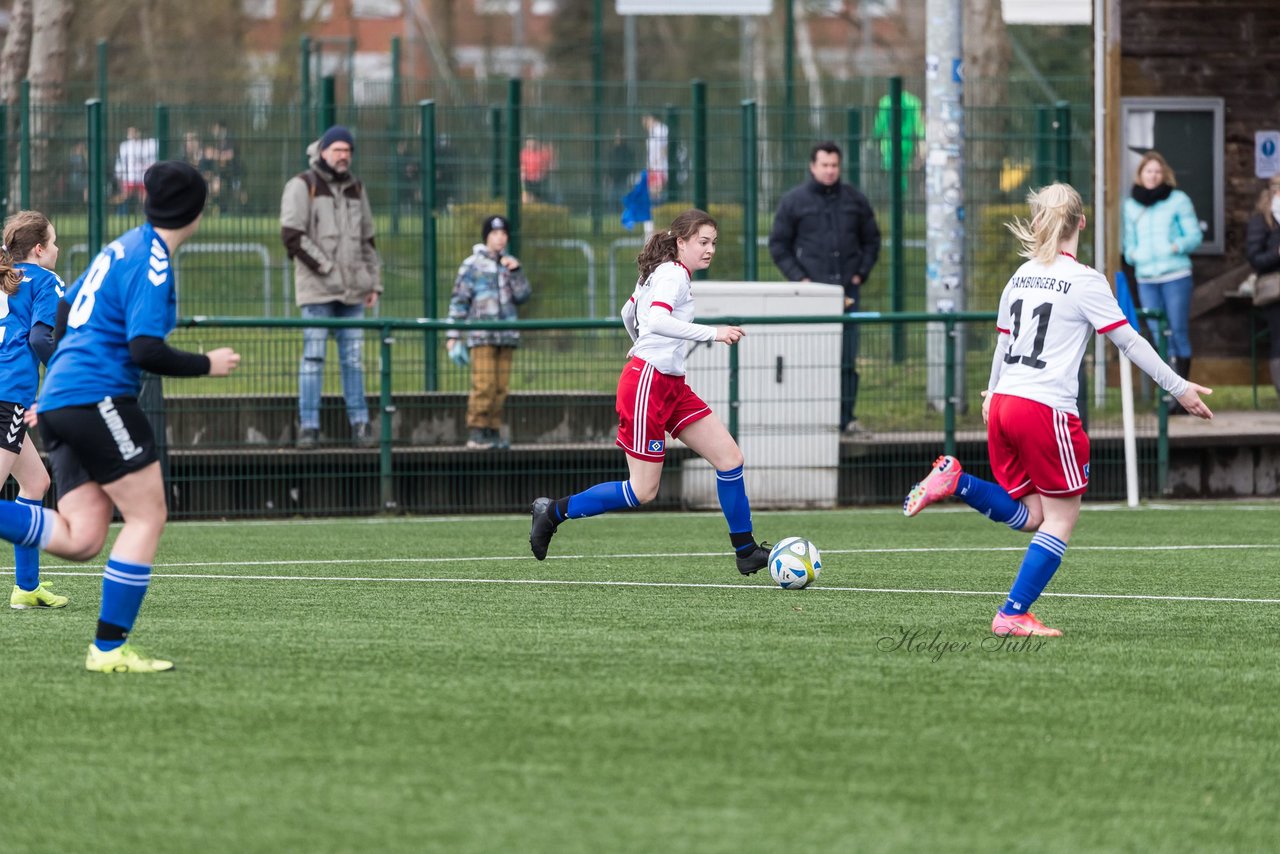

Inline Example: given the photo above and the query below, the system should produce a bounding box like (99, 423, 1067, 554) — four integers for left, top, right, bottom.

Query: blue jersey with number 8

(39, 224, 177, 411)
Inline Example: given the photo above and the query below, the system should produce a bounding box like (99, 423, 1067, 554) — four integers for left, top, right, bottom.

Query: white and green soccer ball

(768, 537, 822, 589)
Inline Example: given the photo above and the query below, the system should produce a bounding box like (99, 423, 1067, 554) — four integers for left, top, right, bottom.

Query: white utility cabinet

(678, 281, 844, 508)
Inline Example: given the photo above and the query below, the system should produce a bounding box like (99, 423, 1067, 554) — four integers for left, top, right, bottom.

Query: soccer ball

(768, 537, 822, 589)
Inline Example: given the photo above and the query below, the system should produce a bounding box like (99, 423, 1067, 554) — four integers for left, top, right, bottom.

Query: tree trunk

(0, 0, 33, 105)
(27, 0, 73, 206)
(964, 0, 1010, 112)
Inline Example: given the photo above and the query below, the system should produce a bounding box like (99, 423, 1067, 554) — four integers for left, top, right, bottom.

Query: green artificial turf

(2, 504, 1275, 853)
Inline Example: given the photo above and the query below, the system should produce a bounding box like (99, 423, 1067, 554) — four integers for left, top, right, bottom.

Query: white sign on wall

(1256, 131, 1280, 179)
(617, 0, 772, 13)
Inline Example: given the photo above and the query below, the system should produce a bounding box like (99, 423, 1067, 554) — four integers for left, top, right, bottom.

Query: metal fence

(0, 73, 1122, 518)
(83, 311, 1171, 519)
(3, 75, 1092, 324)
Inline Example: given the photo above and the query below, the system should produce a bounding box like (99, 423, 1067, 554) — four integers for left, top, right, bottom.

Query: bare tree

(29, 0, 73, 104)
(0, 0, 33, 104)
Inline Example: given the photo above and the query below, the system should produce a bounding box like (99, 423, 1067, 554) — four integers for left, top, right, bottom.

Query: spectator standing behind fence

(447, 215, 531, 450)
(209, 119, 243, 211)
(0, 211, 64, 611)
(520, 136, 555, 204)
(769, 141, 882, 437)
(1122, 150, 1202, 414)
(642, 113, 669, 200)
(280, 125, 382, 450)
(1245, 175, 1280, 401)
(68, 142, 88, 205)
(114, 127, 158, 215)
(606, 128, 636, 202)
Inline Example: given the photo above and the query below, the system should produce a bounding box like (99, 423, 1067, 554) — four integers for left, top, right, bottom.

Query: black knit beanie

(144, 161, 207, 228)
(482, 215, 510, 241)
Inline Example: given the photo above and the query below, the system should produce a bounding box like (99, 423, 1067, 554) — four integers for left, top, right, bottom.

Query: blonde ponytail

(1005, 183, 1084, 265)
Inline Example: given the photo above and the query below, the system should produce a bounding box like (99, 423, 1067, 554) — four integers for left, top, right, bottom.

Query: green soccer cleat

(85, 642, 175, 674)
(10, 583, 69, 610)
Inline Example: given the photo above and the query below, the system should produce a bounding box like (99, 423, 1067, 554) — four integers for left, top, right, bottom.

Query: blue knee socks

(12, 497, 44, 591)
(956, 473, 1029, 531)
(1000, 532, 1066, 615)
(95, 555, 152, 652)
(716, 465, 756, 555)
(560, 480, 639, 521)
(0, 497, 55, 551)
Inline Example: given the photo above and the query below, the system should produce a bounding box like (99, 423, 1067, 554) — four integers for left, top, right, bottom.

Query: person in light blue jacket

(1122, 150, 1203, 411)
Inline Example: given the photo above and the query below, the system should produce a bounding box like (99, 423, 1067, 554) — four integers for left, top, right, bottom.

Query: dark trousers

(840, 305, 861, 427)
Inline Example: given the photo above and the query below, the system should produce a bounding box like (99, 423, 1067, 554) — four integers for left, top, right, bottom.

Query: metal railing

(113, 310, 1174, 518)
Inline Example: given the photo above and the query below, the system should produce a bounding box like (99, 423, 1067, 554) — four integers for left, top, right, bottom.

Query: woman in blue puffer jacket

(1122, 151, 1203, 409)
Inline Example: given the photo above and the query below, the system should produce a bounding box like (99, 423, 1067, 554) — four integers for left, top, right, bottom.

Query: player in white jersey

(529, 210, 772, 574)
(903, 183, 1212, 637)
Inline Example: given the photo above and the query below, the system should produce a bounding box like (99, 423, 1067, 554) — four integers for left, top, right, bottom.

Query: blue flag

(1114, 270, 1140, 330)
(621, 170, 651, 231)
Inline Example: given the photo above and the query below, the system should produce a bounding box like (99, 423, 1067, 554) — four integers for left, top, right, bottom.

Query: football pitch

(2, 503, 1275, 853)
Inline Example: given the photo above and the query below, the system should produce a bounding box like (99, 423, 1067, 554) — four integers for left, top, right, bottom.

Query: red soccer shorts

(987, 392, 1090, 498)
(615, 357, 711, 462)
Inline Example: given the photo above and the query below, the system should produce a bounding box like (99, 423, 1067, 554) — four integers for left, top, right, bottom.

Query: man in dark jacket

(769, 141, 882, 435)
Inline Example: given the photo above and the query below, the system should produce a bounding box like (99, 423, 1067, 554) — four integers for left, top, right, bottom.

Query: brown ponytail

(0, 210, 53, 296)
(635, 208, 717, 282)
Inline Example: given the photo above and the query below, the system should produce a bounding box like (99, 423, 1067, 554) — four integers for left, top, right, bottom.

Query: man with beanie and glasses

(447, 215, 532, 449)
(0, 160, 241, 672)
(281, 124, 383, 449)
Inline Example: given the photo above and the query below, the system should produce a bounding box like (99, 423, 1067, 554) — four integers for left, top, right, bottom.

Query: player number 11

(1003, 298, 1052, 370)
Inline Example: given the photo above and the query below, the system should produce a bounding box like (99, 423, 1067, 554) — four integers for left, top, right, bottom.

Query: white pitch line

(32, 570, 1280, 605)
(16, 540, 1280, 575)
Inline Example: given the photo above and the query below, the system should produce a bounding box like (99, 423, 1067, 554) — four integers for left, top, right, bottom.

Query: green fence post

(943, 316, 956, 456)
(741, 99, 758, 281)
(505, 78, 522, 256)
(96, 39, 109, 160)
(421, 100, 438, 393)
(379, 324, 396, 511)
(300, 36, 313, 147)
(692, 79, 707, 212)
(346, 37, 357, 109)
(1054, 100, 1071, 184)
(890, 76, 906, 362)
(591, 0, 604, 235)
(728, 341, 740, 441)
(155, 103, 169, 161)
(389, 35, 402, 236)
(1035, 105, 1051, 186)
(1155, 312, 1169, 494)
(783, 0, 796, 172)
(489, 106, 502, 200)
(321, 75, 337, 133)
(86, 99, 104, 258)
(665, 103, 679, 198)
(19, 80, 30, 210)
(845, 106, 861, 186)
(0, 104, 7, 214)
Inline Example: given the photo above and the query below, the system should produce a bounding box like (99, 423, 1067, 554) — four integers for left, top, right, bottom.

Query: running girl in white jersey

(902, 183, 1212, 637)
(530, 209, 772, 574)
